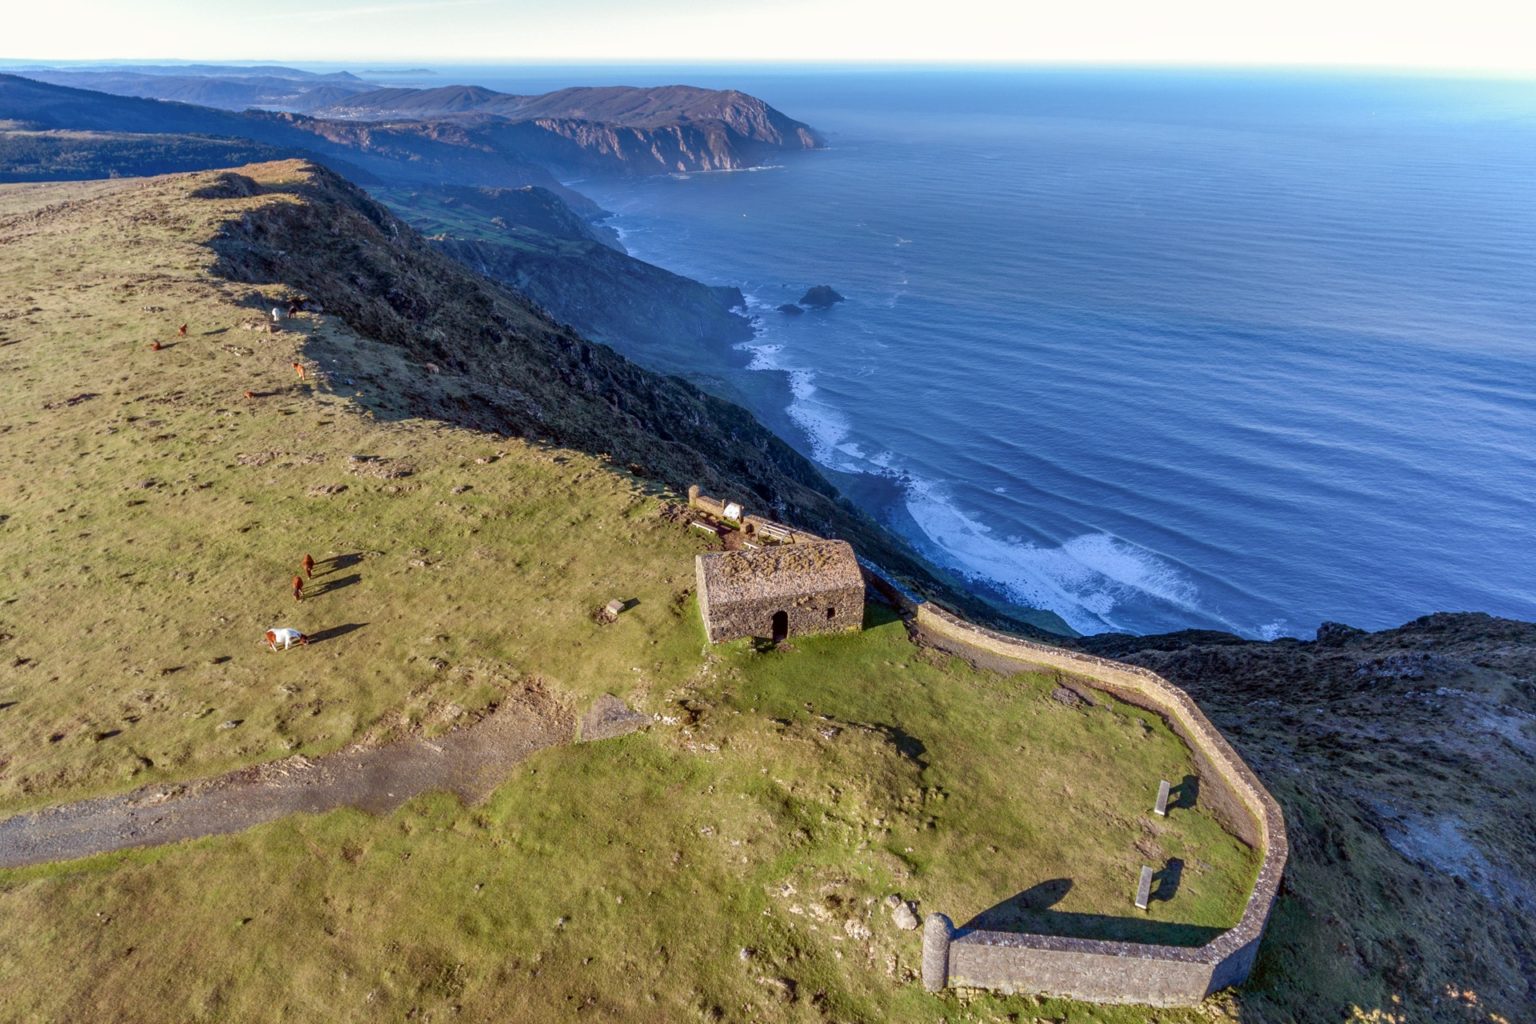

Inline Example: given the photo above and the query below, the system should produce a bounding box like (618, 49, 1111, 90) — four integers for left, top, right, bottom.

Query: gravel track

(0, 688, 573, 869)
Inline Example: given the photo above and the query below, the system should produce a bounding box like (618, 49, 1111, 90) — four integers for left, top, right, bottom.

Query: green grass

(0, 166, 1257, 1023)
(0, 616, 1258, 1023)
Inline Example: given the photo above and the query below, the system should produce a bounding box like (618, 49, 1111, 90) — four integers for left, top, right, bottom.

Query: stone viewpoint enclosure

(696, 541, 865, 643)
(857, 572, 1287, 1008)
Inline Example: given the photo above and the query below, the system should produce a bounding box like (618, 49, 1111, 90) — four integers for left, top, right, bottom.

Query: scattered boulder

(756, 976, 797, 1003)
(1316, 620, 1367, 646)
(799, 285, 845, 309)
(886, 893, 921, 930)
(776, 303, 804, 316)
(347, 456, 414, 480)
(595, 599, 627, 624)
(579, 694, 649, 743)
(1050, 685, 1093, 709)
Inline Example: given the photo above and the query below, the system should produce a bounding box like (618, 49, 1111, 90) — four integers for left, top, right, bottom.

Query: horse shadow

(309, 573, 361, 597)
(321, 553, 363, 574)
(308, 622, 367, 644)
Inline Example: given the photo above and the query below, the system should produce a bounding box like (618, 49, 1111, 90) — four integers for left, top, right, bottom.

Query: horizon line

(1, 56, 1534, 82)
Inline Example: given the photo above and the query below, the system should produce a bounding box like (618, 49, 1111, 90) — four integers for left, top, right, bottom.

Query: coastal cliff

(310, 83, 824, 174)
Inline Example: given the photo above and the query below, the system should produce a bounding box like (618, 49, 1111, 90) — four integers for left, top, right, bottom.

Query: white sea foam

(734, 334, 856, 469)
(785, 370, 857, 469)
(898, 475, 1218, 635)
(1257, 620, 1295, 641)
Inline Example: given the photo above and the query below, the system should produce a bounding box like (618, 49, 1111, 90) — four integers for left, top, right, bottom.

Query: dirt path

(0, 687, 574, 870)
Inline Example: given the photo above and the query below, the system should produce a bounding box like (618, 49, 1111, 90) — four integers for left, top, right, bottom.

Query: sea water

(425, 66, 1536, 637)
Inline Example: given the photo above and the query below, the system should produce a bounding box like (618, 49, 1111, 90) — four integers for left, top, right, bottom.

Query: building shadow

(308, 622, 367, 644)
(1170, 774, 1199, 811)
(1153, 858, 1185, 902)
(862, 601, 902, 630)
(959, 871, 1223, 947)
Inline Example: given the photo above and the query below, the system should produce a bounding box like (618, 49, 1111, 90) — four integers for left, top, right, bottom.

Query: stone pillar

(921, 913, 953, 992)
(687, 484, 700, 508)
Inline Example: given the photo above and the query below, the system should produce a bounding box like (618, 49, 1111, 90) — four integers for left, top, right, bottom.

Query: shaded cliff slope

(377, 183, 758, 383)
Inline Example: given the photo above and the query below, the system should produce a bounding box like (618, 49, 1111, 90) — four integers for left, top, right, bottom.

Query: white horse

(265, 627, 308, 651)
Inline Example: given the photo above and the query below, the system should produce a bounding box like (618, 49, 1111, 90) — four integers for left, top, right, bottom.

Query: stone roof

(698, 540, 862, 604)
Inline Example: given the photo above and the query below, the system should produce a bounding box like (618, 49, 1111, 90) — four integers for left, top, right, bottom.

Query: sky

(4, 0, 1535, 76)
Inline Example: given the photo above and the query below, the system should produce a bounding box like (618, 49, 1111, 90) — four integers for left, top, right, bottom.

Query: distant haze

(5, 0, 1536, 76)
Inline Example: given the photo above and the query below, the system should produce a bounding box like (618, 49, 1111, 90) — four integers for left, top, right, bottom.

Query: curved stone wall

(863, 569, 1287, 1008)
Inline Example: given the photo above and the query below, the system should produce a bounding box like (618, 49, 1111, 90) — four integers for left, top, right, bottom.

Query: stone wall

(862, 566, 1287, 1008)
(741, 514, 823, 545)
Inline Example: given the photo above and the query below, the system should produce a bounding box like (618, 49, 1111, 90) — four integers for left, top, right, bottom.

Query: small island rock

(799, 285, 845, 308)
(776, 303, 805, 316)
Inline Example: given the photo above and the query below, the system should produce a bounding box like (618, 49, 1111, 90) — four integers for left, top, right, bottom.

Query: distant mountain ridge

(17, 69, 373, 111)
(0, 72, 822, 177)
(313, 83, 823, 142)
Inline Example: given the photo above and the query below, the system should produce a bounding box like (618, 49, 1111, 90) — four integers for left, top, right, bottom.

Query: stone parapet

(877, 582, 1287, 1007)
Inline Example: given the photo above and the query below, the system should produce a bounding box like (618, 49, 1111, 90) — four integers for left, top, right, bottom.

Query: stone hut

(696, 540, 865, 643)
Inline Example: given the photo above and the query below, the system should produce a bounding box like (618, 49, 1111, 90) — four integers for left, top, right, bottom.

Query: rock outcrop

(799, 285, 844, 308)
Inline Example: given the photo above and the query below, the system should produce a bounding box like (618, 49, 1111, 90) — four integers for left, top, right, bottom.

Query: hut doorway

(771, 610, 789, 643)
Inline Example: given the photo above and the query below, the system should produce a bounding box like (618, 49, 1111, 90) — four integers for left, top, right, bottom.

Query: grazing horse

(265, 628, 308, 651)
(293, 362, 306, 381)
(177, 324, 188, 337)
(302, 553, 315, 579)
(148, 341, 162, 351)
(292, 575, 304, 601)
(244, 390, 255, 400)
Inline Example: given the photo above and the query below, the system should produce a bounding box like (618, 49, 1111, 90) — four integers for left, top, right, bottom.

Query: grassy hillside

(0, 164, 1254, 1023)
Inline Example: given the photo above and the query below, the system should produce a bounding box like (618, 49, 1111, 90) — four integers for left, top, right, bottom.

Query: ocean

(423, 65, 1536, 638)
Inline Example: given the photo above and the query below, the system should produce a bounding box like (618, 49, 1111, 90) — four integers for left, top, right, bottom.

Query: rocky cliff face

(434, 234, 755, 380)
(309, 82, 825, 175)
(1076, 613, 1535, 1022)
